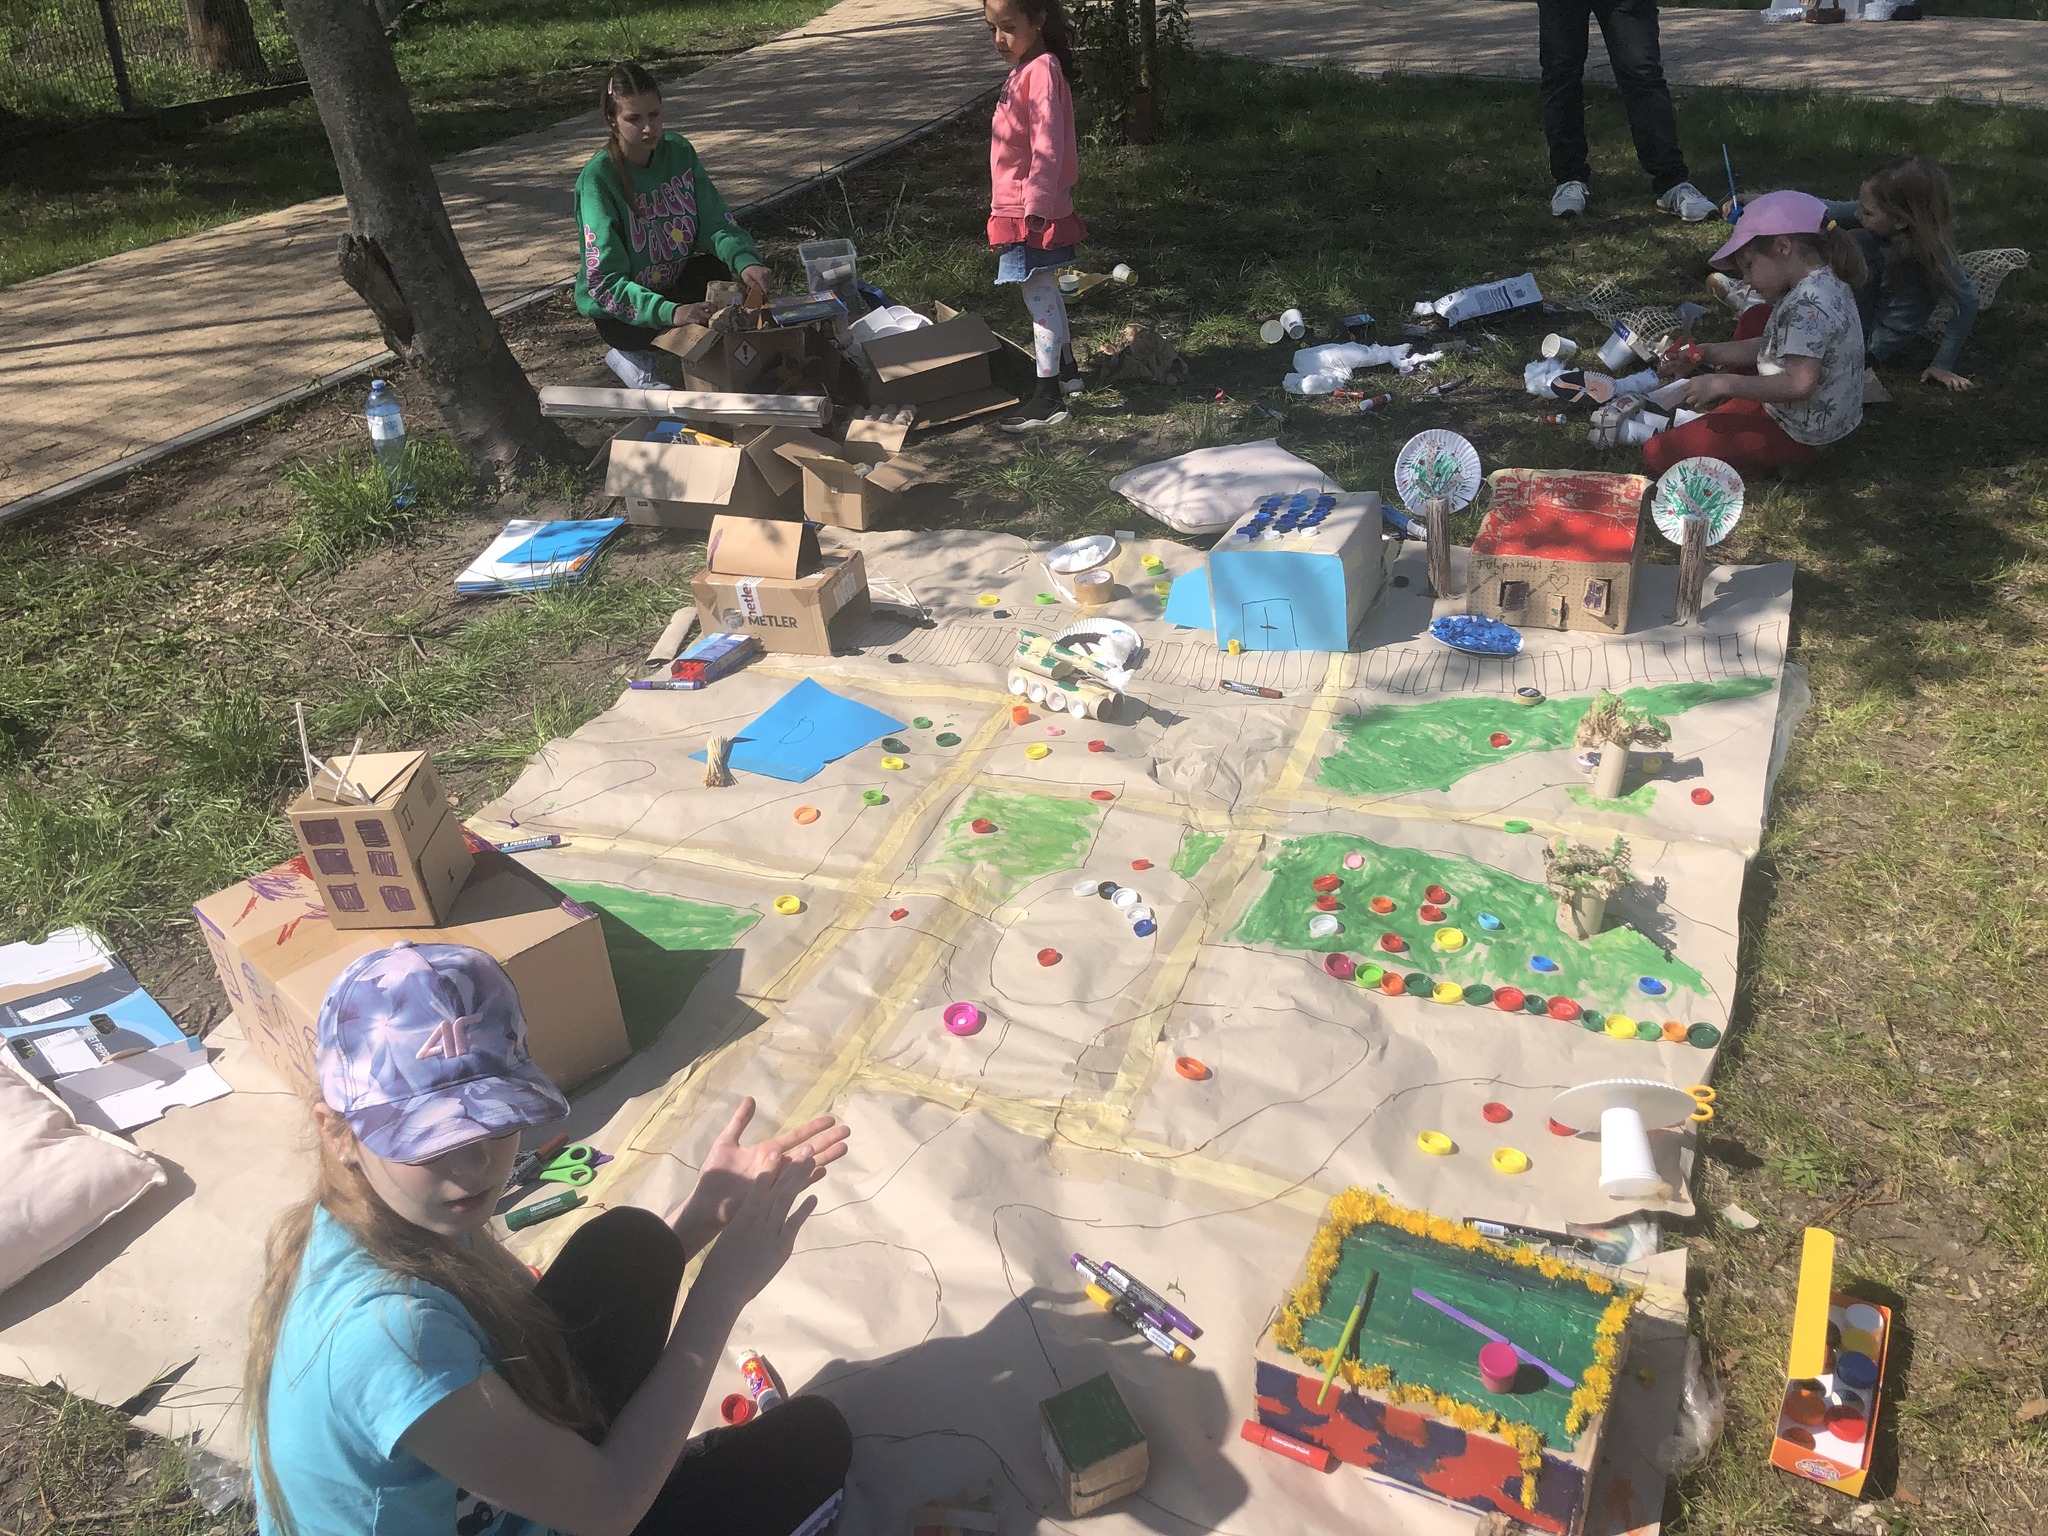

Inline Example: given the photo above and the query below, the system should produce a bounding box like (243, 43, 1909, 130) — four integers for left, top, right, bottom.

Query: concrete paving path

(2, 0, 2042, 519)
(1188, 0, 2048, 108)
(0, 0, 1004, 520)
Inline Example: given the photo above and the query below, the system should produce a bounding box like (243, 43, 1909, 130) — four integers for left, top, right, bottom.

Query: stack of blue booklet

(457, 517, 626, 595)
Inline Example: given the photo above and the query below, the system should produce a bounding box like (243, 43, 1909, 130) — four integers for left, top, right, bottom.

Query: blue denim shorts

(995, 243, 1078, 284)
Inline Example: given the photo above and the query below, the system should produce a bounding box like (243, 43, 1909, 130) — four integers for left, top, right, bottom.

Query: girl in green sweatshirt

(574, 63, 772, 388)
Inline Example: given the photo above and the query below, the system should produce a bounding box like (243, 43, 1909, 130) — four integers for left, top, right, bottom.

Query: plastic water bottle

(364, 379, 413, 498)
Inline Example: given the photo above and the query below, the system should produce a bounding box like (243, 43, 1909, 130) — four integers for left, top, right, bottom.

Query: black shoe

(1058, 349, 1086, 397)
(999, 380, 1071, 433)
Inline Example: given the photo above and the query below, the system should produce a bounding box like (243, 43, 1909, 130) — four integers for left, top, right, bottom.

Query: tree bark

(184, 0, 268, 82)
(1424, 495, 1455, 600)
(278, 0, 569, 476)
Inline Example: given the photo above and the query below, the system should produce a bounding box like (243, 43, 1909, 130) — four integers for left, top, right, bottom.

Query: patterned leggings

(1018, 267, 1071, 379)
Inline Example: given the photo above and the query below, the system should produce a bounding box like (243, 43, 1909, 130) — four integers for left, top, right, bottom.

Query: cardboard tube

(647, 606, 700, 665)
(1598, 1105, 1664, 1198)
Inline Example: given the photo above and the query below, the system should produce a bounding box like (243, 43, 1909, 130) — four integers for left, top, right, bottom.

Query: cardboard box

(286, 752, 473, 929)
(850, 302, 1018, 425)
(653, 319, 809, 394)
(1040, 1374, 1147, 1517)
(1770, 1292, 1890, 1496)
(772, 408, 926, 532)
(606, 420, 827, 529)
(192, 847, 628, 1098)
(1466, 468, 1649, 634)
(1177, 491, 1386, 652)
(692, 523, 869, 654)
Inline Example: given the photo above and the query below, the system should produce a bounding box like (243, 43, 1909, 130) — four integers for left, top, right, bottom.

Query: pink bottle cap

(943, 1002, 983, 1035)
(1479, 1341, 1521, 1393)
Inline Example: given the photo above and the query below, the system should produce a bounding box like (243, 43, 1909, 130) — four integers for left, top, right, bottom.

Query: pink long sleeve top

(987, 51, 1087, 250)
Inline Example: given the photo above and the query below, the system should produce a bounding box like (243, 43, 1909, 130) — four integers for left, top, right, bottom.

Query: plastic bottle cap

(913, 717, 932, 729)
(1476, 912, 1503, 930)
(773, 895, 803, 915)
(1515, 687, 1545, 705)
(978, 593, 1001, 606)
(1639, 976, 1668, 995)
(881, 756, 907, 770)
(794, 806, 820, 824)
(1127, 905, 1154, 924)
(936, 732, 961, 747)
(890, 907, 909, 920)
(1073, 878, 1103, 896)
(1037, 947, 1062, 966)
(1024, 743, 1051, 760)
(1419, 904, 1445, 923)
(1523, 994, 1549, 1014)
(1312, 874, 1343, 893)
(1134, 919, 1158, 937)
(863, 790, 887, 805)
(1357, 964, 1386, 987)
(1489, 732, 1513, 748)
(1842, 1303, 1885, 1335)
(1011, 704, 1031, 724)
(1344, 852, 1365, 869)
(1482, 1101, 1512, 1123)
(1631, 1019, 1661, 1041)
(1549, 1117, 1577, 1136)
(1378, 932, 1404, 952)
(1088, 739, 1109, 752)
(1434, 927, 1467, 951)
(1581, 1009, 1606, 1030)
(1309, 915, 1343, 939)
(1175, 1056, 1210, 1080)
(1315, 894, 1340, 912)
(1369, 895, 1396, 914)
(1425, 885, 1451, 905)
(1661, 1019, 1689, 1042)
(1463, 984, 1494, 1005)
(1403, 973, 1432, 996)
(881, 738, 909, 754)
(1131, 859, 1152, 871)
(971, 818, 995, 834)
(1604, 1014, 1638, 1038)
(1098, 881, 1119, 898)
(1431, 981, 1463, 1003)
(1530, 955, 1559, 973)
(943, 1002, 983, 1035)
(1227, 639, 1243, 655)
(1688, 1023, 1723, 1048)
(1112, 887, 1141, 908)
(1491, 1147, 1530, 1174)
(1380, 972, 1405, 995)
(1691, 788, 1715, 805)
(1036, 593, 1058, 604)
(1325, 954, 1356, 980)
(721, 1393, 756, 1425)
(1417, 1131, 1454, 1156)
(1547, 997, 1582, 1021)
(1142, 554, 1165, 570)
(1045, 725, 1065, 737)
(1494, 987, 1526, 1011)
(1504, 819, 1532, 833)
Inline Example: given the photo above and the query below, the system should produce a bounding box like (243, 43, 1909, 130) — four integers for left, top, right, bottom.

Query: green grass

(0, 1380, 233, 1536)
(0, 0, 827, 288)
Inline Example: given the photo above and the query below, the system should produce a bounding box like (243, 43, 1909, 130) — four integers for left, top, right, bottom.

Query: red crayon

(1239, 1420, 1332, 1471)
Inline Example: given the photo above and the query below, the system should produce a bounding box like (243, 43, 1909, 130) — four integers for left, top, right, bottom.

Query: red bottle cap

(1315, 894, 1340, 912)
(721, 1393, 755, 1425)
(1691, 787, 1714, 805)
(971, 818, 994, 833)
(889, 908, 909, 921)
(1131, 859, 1152, 870)
(1482, 1101, 1511, 1123)
(1090, 789, 1116, 801)
(1369, 895, 1396, 914)
(1489, 732, 1512, 748)
(1549, 1117, 1577, 1136)
(1425, 885, 1451, 905)
(1312, 874, 1343, 893)
(1087, 739, 1109, 752)
(1378, 932, 1405, 952)
(1418, 904, 1445, 922)
(1494, 986, 1526, 1011)
(1547, 997, 1581, 1021)
(1037, 947, 1061, 966)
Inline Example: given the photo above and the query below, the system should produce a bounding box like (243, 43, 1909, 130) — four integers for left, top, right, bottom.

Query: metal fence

(0, 0, 304, 124)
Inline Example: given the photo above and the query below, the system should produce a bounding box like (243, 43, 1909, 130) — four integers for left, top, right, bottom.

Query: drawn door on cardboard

(1240, 600, 1298, 651)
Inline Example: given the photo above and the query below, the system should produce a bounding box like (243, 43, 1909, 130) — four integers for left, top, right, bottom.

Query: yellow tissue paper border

(1270, 1188, 1640, 1510)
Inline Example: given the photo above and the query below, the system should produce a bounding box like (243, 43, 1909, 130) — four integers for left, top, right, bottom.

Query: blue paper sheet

(688, 677, 904, 783)
(1162, 567, 1214, 630)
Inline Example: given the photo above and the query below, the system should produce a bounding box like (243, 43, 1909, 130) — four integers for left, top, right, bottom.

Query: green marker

(1316, 1271, 1377, 1406)
(505, 1188, 584, 1231)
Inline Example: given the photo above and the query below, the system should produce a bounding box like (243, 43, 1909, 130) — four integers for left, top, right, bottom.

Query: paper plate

(1046, 533, 1119, 575)
(1394, 429, 1482, 517)
(1055, 617, 1142, 668)
(1429, 614, 1523, 656)
(1652, 456, 1744, 546)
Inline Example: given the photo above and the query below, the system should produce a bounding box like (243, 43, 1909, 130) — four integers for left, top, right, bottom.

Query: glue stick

(736, 1346, 784, 1411)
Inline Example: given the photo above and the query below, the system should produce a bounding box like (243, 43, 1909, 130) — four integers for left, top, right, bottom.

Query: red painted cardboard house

(1466, 469, 1650, 634)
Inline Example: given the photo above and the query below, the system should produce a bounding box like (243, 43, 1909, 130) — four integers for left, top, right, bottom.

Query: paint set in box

(1771, 1227, 1890, 1496)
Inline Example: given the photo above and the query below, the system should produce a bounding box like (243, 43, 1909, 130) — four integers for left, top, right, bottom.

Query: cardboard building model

(1166, 490, 1387, 652)
(285, 751, 473, 929)
(1466, 469, 1650, 634)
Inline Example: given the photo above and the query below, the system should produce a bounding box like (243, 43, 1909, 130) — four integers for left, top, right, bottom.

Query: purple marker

(1071, 1254, 1173, 1335)
(495, 834, 563, 854)
(1074, 1254, 1202, 1340)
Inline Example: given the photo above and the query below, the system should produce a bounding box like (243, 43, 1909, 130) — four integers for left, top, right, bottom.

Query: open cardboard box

(847, 302, 1018, 427)
(606, 419, 840, 530)
(285, 750, 473, 929)
(191, 844, 629, 1097)
(689, 513, 869, 654)
(653, 317, 809, 394)
(772, 406, 927, 531)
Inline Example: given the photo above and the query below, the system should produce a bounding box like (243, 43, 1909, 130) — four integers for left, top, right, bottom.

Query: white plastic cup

(1598, 1106, 1664, 1199)
(1542, 333, 1580, 361)
(1597, 324, 1640, 371)
(1111, 263, 1135, 284)
(1058, 272, 1081, 295)
(1280, 308, 1306, 340)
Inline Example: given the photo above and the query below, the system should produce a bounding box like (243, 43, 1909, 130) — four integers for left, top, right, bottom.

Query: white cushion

(0, 1053, 166, 1294)
(1110, 439, 1341, 537)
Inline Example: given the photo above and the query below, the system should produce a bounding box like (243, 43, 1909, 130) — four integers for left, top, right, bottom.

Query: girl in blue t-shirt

(246, 941, 853, 1536)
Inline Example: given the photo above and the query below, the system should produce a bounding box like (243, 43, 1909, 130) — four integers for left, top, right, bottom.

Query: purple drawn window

(303, 818, 345, 846)
(1582, 579, 1611, 614)
(314, 848, 355, 876)
(380, 886, 417, 913)
(355, 819, 391, 848)
(368, 851, 399, 877)
(329, 883, 365, 912)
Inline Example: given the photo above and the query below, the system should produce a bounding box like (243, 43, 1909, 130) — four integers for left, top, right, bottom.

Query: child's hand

(1921, 366, 1974, 392)
(669, 301, 717, 328)
(664, 1097, 849, 1252)
(738, 264, 773, 301)
(1677, 373, 1732, 410)
(692, 1155, 817, 1312)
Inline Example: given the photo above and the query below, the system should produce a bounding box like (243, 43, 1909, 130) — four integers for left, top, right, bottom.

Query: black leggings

(534, 1208, 852, 1536)
(592, 252, 736, 351)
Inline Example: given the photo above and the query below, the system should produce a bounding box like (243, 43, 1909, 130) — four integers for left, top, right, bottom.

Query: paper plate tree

(1652, 457, 1743, 623)
(1394, 429, 1482, 599)
(1575, 691, 1670, 801)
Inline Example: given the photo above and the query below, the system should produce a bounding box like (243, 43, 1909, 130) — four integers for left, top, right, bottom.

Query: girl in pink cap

(1649, 190, 1867, 478)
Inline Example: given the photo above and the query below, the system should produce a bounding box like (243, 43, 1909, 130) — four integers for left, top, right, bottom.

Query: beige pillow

(0, 1053, 166, 1294)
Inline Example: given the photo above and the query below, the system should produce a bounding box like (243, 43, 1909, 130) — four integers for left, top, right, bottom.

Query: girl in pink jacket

(985, 0, 1087, 431)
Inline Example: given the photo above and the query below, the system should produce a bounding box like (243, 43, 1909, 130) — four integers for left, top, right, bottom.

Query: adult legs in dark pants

(1538, 0, 1692, 202)
(594, 251, 737, 385)
(535, 1208, 853, 1536)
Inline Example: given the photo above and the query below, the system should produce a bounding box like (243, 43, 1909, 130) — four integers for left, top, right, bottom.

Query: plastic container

(798, 239, 860, 310)
(1479, 1341, 1522, 1393)
(364, 379, 413, 499)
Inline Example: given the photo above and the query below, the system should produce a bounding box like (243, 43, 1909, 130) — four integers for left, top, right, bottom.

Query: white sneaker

(1551, 180, 1589, 218)
(604, 347, 667, 390)
(1657, 182, 1717, 223)
(1706, 272, 1764, 316)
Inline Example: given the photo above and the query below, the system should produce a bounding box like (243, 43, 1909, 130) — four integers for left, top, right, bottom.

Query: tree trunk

(278, 0, 569, 477)
(370, 0, 410, 26)
(184, 0, 268, 82)
(1592, 744, 1629, 800)
(1674, 514, 1708, 624)
(1424, 495, 1455, 600)
(1557, 891, 1606, 940)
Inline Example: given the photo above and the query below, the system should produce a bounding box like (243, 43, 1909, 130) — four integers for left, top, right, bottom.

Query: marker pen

(1240, 1420, 1332, 1471)
(1464, 1217, 1597, 1255)
(1099, 1259, 1202, 1340)
(495, 834, 562, 854)
(1085, 1283, 1193, 1363)
(1071, 1256, 1184, 1340)
(1218, 680, 1282, 699)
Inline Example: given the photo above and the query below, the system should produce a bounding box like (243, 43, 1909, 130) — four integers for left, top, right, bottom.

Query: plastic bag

(185, 1444, 253, 1516)
(1654, 1336, 1727, 1474)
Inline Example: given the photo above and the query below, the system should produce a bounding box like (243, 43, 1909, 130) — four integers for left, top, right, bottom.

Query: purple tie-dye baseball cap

(316, 941, 568, 1164)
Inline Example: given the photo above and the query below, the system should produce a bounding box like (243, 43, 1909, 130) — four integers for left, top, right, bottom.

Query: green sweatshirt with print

(573, 132, 762, 331)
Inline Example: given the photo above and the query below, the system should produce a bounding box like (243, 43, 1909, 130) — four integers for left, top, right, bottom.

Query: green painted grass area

(1294, 1226, 1610, 1443)
(937, 788, 1100, 893)
(1567, 782, 1657, 816)
(1318, 677, 1776, 797)
(1232, 831, 1706, 1010)
(0, 0, 827, 288)
(553, 882, 758, 1051)
(1170, 829, 1224, 880)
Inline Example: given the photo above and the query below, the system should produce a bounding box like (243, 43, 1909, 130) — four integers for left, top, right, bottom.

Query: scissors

(508, 1137, 608, 1189)
(1686, 1085, 1717, 1123)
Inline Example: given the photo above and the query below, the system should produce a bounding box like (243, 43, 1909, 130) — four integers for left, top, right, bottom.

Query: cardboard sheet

(2, 526, 1793, 1536)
